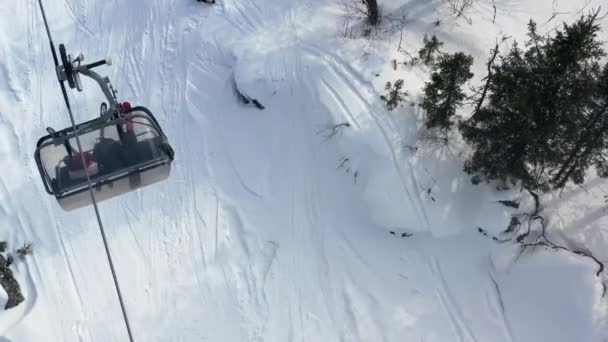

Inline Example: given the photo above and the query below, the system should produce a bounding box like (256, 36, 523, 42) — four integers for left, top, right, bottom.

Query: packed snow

(1, 0, 607, 341)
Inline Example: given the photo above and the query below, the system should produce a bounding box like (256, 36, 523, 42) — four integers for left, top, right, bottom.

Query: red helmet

(122, 102, 134, 132)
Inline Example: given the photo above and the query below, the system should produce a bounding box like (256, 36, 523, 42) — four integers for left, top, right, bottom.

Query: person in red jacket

(67, 151, 99, 180)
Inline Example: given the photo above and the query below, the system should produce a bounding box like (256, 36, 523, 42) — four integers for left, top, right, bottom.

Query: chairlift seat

(35, 106, 174, 211)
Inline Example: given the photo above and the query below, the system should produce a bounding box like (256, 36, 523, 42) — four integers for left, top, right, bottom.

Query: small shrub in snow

(418, 34, 444, 66)
(447, 0, 474, 24)
(0, 241, 7, 253)
(380, 79, 408, 111)
(16, 243, 33, 260)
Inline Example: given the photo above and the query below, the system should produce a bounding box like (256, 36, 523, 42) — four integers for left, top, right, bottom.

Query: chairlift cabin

(34, 44, 175, 211)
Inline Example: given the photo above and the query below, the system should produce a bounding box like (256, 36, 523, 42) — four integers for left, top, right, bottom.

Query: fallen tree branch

(522, 241, 606, 297)
(479, 190, 606, 297)
(317, 122, 351, 141)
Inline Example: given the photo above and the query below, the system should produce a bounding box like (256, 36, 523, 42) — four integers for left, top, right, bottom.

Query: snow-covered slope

(1, 0, 607, 341)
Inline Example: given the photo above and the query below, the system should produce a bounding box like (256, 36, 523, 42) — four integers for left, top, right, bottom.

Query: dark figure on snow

(238, 93, 265, 110)
(197, 0, 215, 3)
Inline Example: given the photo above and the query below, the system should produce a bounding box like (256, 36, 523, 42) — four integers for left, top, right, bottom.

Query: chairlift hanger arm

(56, 45, 119, 111)
(77, 67, 119, 109)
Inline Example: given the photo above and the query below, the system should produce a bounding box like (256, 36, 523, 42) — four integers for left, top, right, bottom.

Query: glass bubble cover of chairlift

(34, 49, 174, 211)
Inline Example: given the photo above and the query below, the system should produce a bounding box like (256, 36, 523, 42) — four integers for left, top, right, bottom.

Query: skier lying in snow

(232, 79, 265, 110)
(238, 93, 265, 110)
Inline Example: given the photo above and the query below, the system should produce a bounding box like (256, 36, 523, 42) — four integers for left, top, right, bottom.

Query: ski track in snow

(0, 0, 607, 340)
(63, 0, 95, 38)
(429, 257, 478, 342)
(486, 268, 514, 342)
